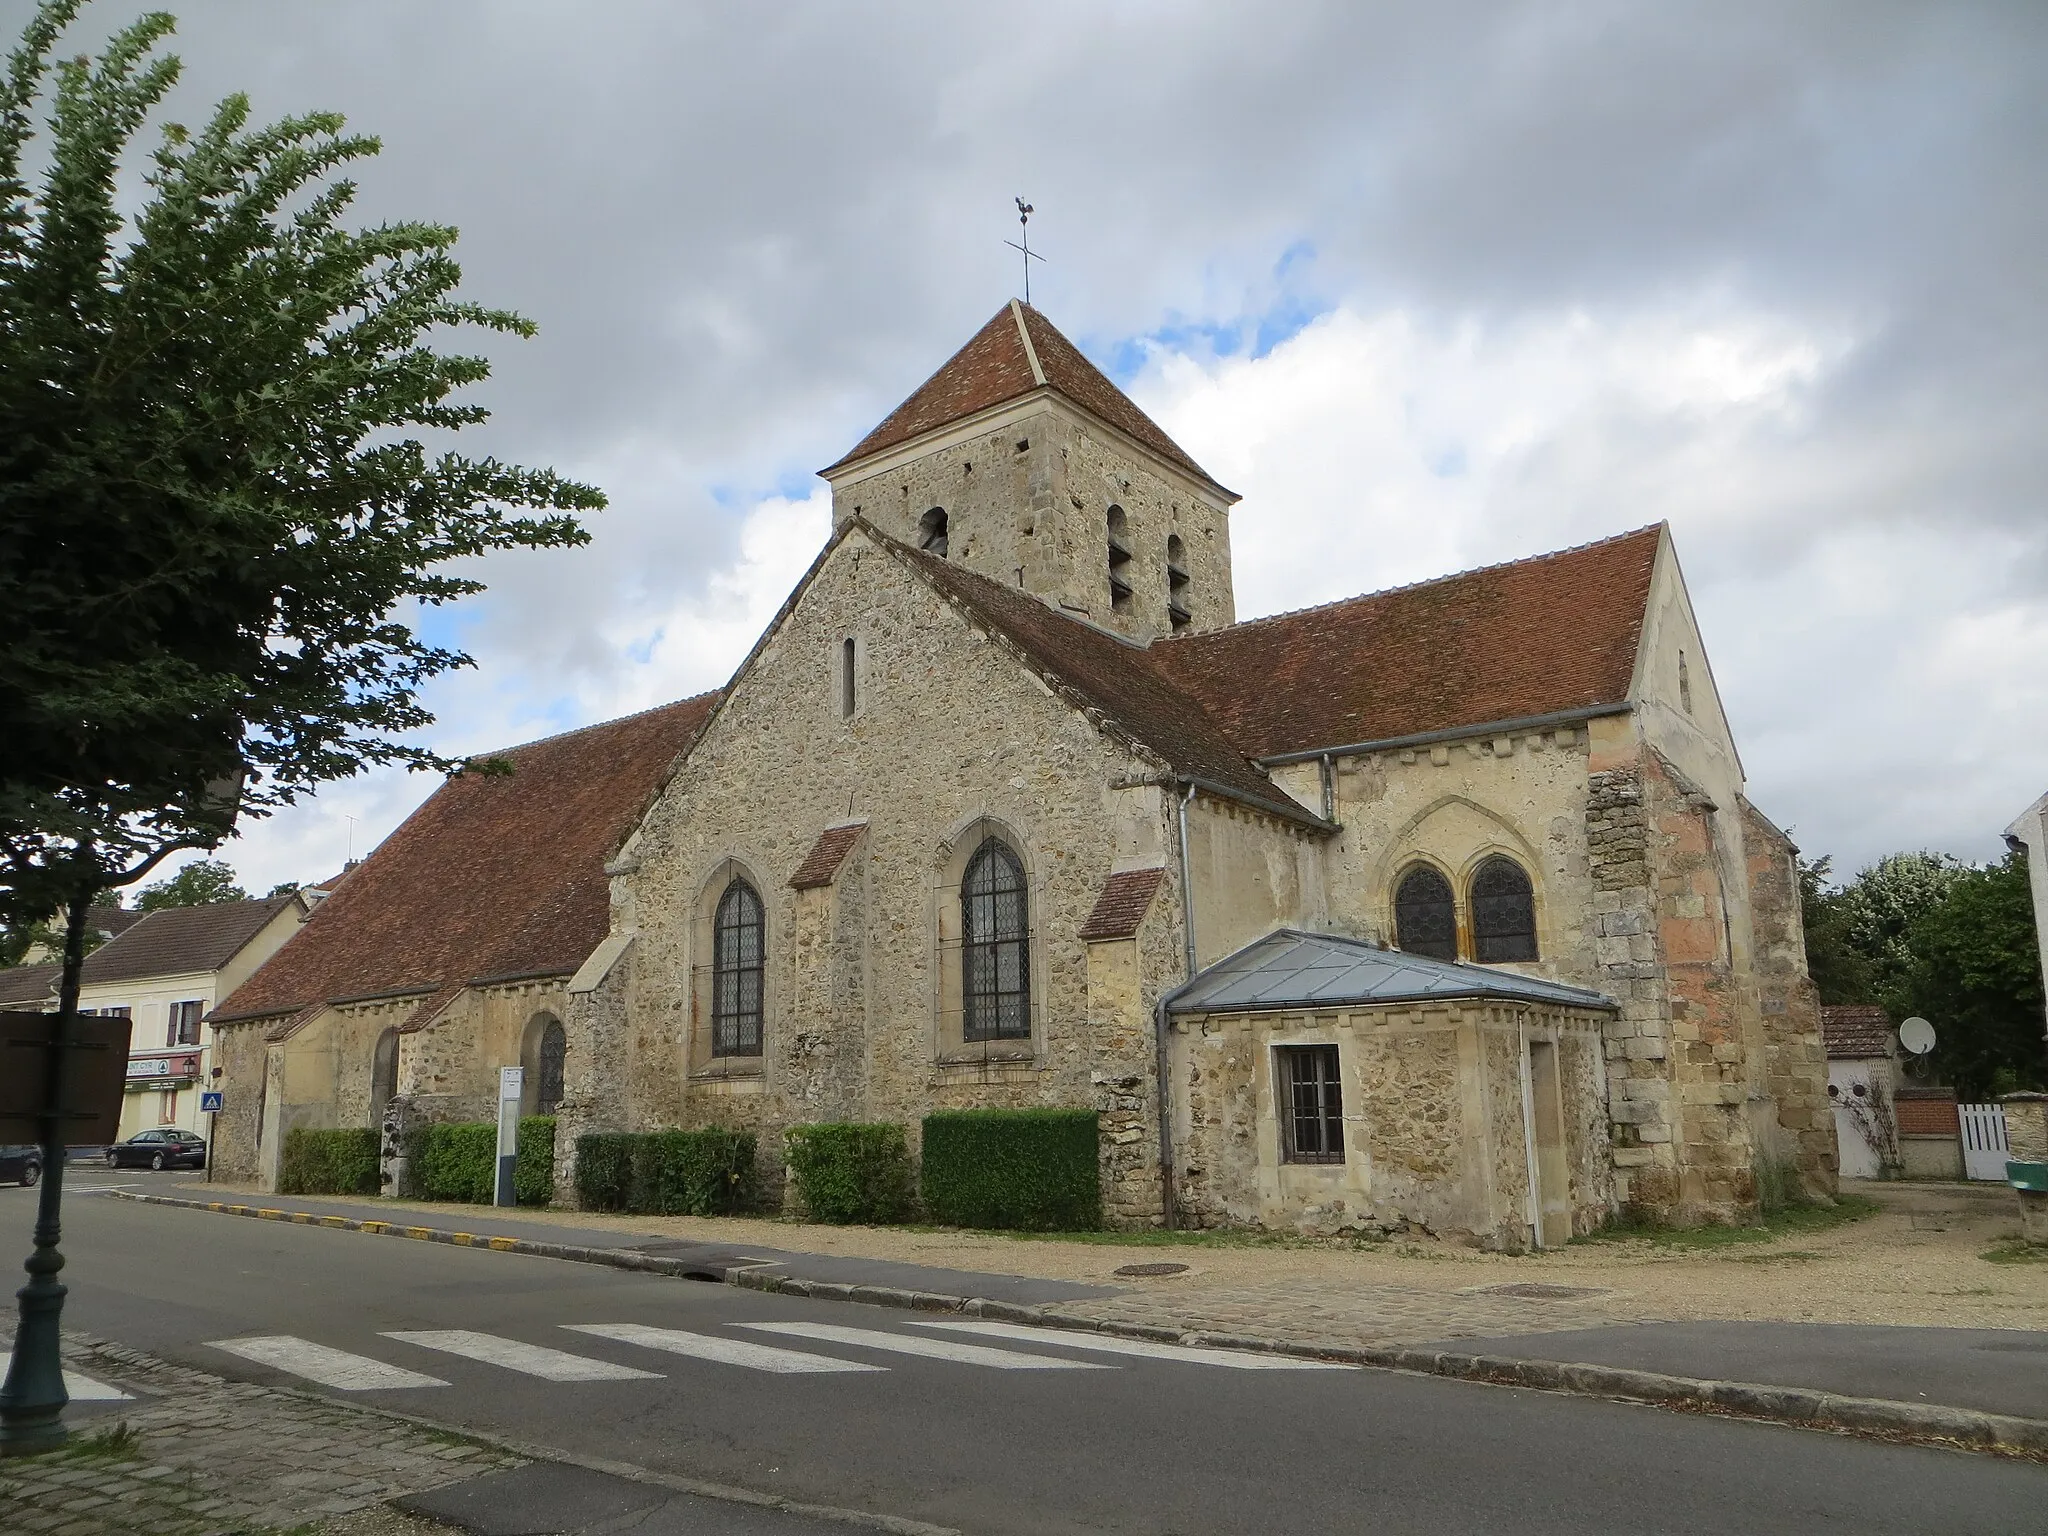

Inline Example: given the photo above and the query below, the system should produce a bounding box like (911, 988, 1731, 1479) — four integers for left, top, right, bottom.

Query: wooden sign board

(0, 1011, 133, 1144)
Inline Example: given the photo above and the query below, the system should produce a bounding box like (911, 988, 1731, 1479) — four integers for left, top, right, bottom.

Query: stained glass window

(1394, 865, 1458, 961)
(962, 839, 1030, 1042)
(1471, 856, 1539, 963)
(712, 879, 765, 1056)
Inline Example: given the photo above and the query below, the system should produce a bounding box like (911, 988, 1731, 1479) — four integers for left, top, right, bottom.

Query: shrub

(278, 1126, 379, 1196)
(920, 1108, 1100, 1231)
(515, 1116, 556, 1206)
(404, 1121, 496, 1203)
(573, 1128, 758, 1215)
(785, 1122, 913, 1224)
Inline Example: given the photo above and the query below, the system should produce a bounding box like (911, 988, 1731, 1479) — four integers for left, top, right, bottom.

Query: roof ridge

(1152, 524, 1665, 647)
(1010, 299, 1047, 386)
(464, 689, 725, 765)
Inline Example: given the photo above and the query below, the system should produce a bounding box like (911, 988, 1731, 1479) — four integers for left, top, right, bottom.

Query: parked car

(105, 1130, 206, 1171)
(0, 1145, 40, 1186)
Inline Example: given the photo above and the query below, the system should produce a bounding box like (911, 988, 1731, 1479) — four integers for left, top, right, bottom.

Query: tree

(1799, 855, 1876, 1006)
(1900, 853, 2046, 1099)
(1839, 852, 1968, 1019)
(135, 858, 247, 909)
(0, 1, 600, 1452)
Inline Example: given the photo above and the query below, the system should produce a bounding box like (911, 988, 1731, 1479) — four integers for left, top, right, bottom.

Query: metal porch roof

(1168, 929, 1616, 1015)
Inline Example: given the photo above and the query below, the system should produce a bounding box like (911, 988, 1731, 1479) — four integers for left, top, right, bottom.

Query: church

(210, 300, 1835, 1245)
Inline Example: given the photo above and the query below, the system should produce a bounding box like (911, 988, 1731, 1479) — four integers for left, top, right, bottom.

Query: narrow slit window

(1394, 865, 1458, 961)
(1166, 533, 1191, 633)
(841, 637, 857, 718)
(1278, 1045, 1344, 1164)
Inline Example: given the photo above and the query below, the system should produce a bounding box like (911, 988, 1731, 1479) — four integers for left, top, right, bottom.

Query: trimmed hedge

(278, 1126, 379, 1196)
(920, 1108, 1101, 1231)
(515, 1116, 556, 1206)
(574, 1128, 757, 1215)
(784, 1122, 913, 1224)
(404, 1117, 558, 1205)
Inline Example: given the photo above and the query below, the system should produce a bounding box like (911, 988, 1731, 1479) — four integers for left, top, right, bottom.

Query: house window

(167, 1000, 204, 1047)
(1106, 506, 1133, 613)
(841, 637, 858, 718)
(711, 879, 765, 1056)
(1278, 1045, 1344, 1164)
(158, 1089, 178, 1125)
(917, 507, 948, 557)
(1394, 865, 1458, 961)
(1166, 534, 1191, 634)
(1471, 855, 1538, 963)
(961, 838, 1030, 1042)
(536, 1017, 567, 1114)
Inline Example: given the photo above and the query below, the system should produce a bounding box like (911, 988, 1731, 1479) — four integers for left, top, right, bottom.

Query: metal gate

(1961, 1103, 2009, 1182)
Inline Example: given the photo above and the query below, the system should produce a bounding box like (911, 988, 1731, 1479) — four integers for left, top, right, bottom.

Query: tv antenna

(1005, 197, 1045, 305)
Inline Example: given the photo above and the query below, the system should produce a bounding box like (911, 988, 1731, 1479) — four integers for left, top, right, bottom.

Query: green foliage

(0, 1, 601, 929)
(403, 1121, 496, 1203)
(1798, 856, 1876, 1005)
(514, 1115, 555, 1206)
(137, 858, 247, 909)
(784, 1122, 914, 1224)
(1901, 853, 2045, 1099)
(573, 1129, 758, 1215)
(920, 1109, 1101, 1231)
(277, 1125, 379, 1195)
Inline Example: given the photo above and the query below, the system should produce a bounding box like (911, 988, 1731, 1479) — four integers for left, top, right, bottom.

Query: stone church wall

(1741, 799, 1838, 1196)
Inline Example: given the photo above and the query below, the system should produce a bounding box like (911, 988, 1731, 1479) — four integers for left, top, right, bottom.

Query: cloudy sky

(23, 1, 2047, 893)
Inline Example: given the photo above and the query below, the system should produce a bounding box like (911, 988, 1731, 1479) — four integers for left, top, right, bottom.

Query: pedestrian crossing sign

(200, 1090, 224, 1114)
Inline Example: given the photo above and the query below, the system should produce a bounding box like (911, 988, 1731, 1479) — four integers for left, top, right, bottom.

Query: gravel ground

(200, 1178, 2048, 1332)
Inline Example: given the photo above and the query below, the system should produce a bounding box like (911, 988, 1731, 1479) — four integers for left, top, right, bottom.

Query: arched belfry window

(712, 879, 765, 1056)
(1166, 534, 1191, 634)
(536, 1017, 566, 1113)
(962, 839, 1030, 1041)
(917, 507, 948, 557)
(1106, 506, 1133, 613)
(1471, 856, 1538, 963)
(1394, 865, 1457, 962)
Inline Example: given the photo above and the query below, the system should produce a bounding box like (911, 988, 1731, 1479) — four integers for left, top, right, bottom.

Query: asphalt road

(9, 1174, 2048, 1535)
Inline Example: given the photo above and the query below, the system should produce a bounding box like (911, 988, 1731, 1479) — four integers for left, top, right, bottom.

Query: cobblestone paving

(1050, 1276, 1647, 1347)
(0, 1333, 522, 1535)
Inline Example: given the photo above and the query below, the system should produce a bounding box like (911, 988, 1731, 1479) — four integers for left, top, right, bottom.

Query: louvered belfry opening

(962, 838, 1030, 1041)
(1166, 533, 1192, 633)
(712, 878, 765, 1056)
(917, 507, 948, 557)
(1394, 865, 1458, 962)
(1107, 505, 1133, 613)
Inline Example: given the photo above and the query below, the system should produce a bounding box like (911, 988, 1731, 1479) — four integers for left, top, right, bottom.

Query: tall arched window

(370, 1028, 400, 1122)
(962, 839, 1030, 1041)
(1106, 506, 1133, 613)
(536, 1017, 567, 1113)
(1394, 865, 1458, 962)
(712, 879, 765, 1056)
(917, 507, 948, 557)
(1471, 856, 1539, 963)
(1166, 534, 1191, 634)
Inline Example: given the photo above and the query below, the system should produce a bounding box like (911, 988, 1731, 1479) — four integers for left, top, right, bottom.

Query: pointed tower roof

(824, 301, 1225, 492)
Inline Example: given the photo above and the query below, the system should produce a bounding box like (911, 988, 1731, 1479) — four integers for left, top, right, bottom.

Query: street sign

(0, 1012, 132, 1143)
(200, 1090, 224, 1114)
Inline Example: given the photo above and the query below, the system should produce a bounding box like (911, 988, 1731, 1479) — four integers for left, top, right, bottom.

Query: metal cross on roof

(1005, 197, 1045, 305)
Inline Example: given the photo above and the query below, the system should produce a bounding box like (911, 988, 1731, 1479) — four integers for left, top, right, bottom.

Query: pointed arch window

(1471, 856, 1538, 963)
(1394, 865, 1457, 962)
(918, 507, 948, 557)
(962, 839, 1030, 1041)
(536, 1017, 567, 1113)
(712, 879, 765, 1056)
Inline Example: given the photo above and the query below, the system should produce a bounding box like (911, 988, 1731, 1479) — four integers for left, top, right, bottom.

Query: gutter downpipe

(1155, 782, 1200, 1231)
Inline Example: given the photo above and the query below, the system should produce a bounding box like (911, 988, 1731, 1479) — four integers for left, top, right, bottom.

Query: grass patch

(1980, 1239, 2048, 1265)
(64, 1420, 139, 1459)
(1577, 1194, 1880, 1251)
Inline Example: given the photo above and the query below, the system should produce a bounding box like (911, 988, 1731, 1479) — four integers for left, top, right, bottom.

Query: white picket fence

(1960, 1103, 2010, 1182)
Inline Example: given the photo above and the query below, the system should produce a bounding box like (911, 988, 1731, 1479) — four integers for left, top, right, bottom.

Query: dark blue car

(0, 1145, 40, 1186)
(105, 1129, 206, 1170)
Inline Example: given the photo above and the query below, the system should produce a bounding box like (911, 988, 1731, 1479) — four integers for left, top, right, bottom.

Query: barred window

(1471, 855, 1538, 963)
(962, 839, 1030, 1042)
(712, 879, 765, 1056)
(536, 1017, 567, 1113)
(1279, 1045, 1344, 1163)
(1394, 865, 1458, 961)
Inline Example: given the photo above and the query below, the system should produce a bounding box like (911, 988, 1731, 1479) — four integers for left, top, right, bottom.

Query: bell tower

(820, 301, 1238, 642)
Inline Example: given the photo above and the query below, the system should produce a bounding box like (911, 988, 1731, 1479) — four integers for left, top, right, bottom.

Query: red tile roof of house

(213, 693, 720, 1024)
(1078, 868, 1169, 941)
(1820, 1005, 1894, 1059)
(824, 303, 1221, 489)
(1147, 527, 1662, 759)
(790, 822, 867, 890)
(0, 961, 58, 1007)
(81, 896, 298, 986)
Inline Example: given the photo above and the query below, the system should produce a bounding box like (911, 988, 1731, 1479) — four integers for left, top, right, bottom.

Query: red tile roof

(0, 961, 58, 1007)
(790, 822, 867, 890)
(1078, 868, 1169, 941)
(1148, 527, 1662, 759)
(824, 303, 1220, 489)
(884, 534, 1319, 826)
(214, 694, 719, 1024)
(1820, 1004, 1894, 1059)
(80, 897, 298, 986)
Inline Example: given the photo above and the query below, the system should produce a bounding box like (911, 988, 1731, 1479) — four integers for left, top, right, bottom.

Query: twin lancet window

(1394, 856, 1538, 964)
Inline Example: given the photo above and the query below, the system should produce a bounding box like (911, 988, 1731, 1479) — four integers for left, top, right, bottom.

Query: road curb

(109, 1188, 2048, 1459)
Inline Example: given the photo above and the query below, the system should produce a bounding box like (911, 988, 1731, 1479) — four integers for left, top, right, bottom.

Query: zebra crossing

(203, 1317, 1353, 1391)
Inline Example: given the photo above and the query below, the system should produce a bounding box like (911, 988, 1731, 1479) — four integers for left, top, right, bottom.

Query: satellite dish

(1899, 1017, 1937, 1056)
